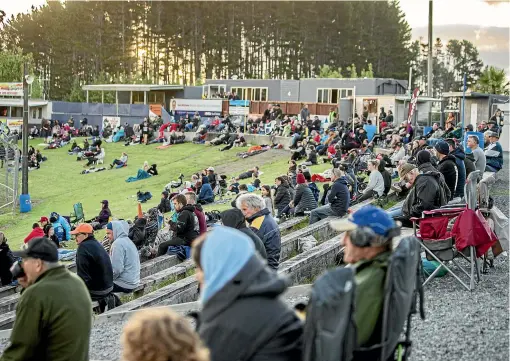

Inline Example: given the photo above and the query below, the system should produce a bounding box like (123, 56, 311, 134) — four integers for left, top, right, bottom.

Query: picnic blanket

(81, 167, 106, 175)
(311, 174, 331, 183)
(126, 169, 152, 183)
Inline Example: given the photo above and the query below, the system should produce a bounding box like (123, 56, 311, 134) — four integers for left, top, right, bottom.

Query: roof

(82, 84, 183, 92)
(395, 95, 442, 102)
(0, 98, 48, 107)
(442, 91, 510, 99)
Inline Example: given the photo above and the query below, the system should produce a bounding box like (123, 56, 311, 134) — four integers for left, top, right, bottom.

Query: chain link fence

(0, 126, 20, 215)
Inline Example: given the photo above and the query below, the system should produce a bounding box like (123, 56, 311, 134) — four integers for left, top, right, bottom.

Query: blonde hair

(121, 308, 210, 361)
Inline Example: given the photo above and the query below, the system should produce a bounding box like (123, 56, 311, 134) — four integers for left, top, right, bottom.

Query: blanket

(81, 167, 106, 174)
(126, 169, 152, 183)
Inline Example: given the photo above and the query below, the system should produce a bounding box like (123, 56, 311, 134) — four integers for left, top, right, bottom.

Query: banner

(407, 88, 420, 131)
(0, 83, 23, 97)
(102, 116, 120, 130)
(0, 118, 23, 132)
(170, 99, 222, 117)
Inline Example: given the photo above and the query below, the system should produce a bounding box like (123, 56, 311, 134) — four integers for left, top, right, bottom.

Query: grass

(0, 138, 332, 250)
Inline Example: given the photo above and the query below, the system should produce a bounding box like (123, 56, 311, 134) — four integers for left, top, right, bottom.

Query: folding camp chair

(69, 202, 85, 226)
(411, 207, 481, 291)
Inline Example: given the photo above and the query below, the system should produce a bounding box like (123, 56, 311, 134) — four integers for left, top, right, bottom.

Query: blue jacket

(51, 214, 71, 241)
(329, 176, 350, 217)
(199, 182, 214, 201)
(485, 141, 503, 171)
(451, 147, 467, 198)
(52, 221, 65, 243)
(247, 208, 281, 270)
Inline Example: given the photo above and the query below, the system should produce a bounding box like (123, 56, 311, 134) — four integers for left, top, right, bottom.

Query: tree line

(0, 1, 505, 101)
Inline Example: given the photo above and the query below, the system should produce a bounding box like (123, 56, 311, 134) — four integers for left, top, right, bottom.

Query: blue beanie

(106, 222, 113, 230)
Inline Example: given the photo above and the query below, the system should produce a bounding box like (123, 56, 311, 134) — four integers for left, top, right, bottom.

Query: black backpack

(303, 236, 424, 361)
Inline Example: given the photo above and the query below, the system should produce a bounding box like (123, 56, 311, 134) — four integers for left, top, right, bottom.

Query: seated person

(198, 176, 214, 204)
(24, 223, 45, 244)
(378, 159, 392, 196)
(0, 232, 14, 286)
(329, 205, 400, 347)
(484, 131, 503, 172)
(83, 145, 102, 166)
(86, 200, 111, 230)
(110, 152, 128, 169)
(157, 195, 199, 256)
(309, 168, 350, 225)
(301, 145, 318, 166)
(147, 164, 158, 176)
(158, 191, 171, 214)
(106, 221, 140, 293)
(129, 218, 147, 250)
(357, 160, 385, 203)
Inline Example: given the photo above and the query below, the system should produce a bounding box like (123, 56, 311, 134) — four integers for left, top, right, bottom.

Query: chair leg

(469, 246, 475, 291)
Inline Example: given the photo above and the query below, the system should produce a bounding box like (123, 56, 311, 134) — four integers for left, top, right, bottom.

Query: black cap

(13, 237, 58, 262)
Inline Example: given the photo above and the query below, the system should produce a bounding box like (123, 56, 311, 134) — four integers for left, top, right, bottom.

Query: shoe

(109, 164, 114, 169)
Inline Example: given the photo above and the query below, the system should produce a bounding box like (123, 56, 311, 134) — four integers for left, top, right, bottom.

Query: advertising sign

(0, 83, 23, 97)
(102, 116, 120, 130)
(0, 118, 23, 132)
(170, 99, 222, 117)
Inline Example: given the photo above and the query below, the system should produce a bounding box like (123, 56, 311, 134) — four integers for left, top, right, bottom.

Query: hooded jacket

(24, 226, 45, 244)
(246, 207, 281, 270)
(129, 218, 147, 249)
(328, 176, 350, 216)
(274, 182, 291, 213)
(173, 205, 199, 245)
(51, 212, 71, 241)
(157, 193, 171, 214)
(402, 162, 448, 218)
(220, 209, 268, 259)
(192, 203, 207, 234)
(110, 221, 141, 290)
(437, 154, 458, 200)
(293, 183, 318, 214)
(450, 147, 467, 198)
(76, 234, 113, 296)
(199, 177, 214, 201)
(197, 234, 302, 361)
(97, 201, 111, 224)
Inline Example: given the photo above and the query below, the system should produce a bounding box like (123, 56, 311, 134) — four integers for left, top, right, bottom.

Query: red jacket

(194, 208, 207, 235)
(24, 227, 45, 244)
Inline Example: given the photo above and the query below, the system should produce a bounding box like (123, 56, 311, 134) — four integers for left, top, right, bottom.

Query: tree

(67, 77, 86, 103)
(30, 77, 43, 98)
(317, 65, 342, 78)
(475, 66, 509, 95)
(347, 64, 357, 78)
(0, 49, 33, 82)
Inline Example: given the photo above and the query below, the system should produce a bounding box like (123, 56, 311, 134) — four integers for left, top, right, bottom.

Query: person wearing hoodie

(444, 139, 466, 198)
(24, 223, 45, 244)
(50, 211, 71, 242)
(198, 176, 215, 204)
(193, 227, 303, 361)
(107, 221, 141, 293)
(220, 208, 267, 259)
(434, 141, 458, 201)
(356, 159, 385, 203)
(309, 168, 350, 224)
(158, 191, 171, 214)
(86, 200, 111, 230)
(237, 194, 281, 270)
(288, 173, 318, 216)
(129, 218, 147, 249)
(157, 194, 199, 256)
(274, 176, 291, 218)
(185, 192, 207, 234)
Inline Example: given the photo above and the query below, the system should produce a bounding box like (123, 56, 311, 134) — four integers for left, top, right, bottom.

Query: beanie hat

(434, 141, 450, 155)
(296, 173, 306, 184)
(106, 222, 113, 230)
(416, 150, 432, 166)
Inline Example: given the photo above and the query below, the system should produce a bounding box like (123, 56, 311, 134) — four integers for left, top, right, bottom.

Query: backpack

(303, 236, 424, 361)
(137, 191, 153, 203)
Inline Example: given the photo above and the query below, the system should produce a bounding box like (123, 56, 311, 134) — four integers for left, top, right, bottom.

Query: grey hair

(236, 193, 265, 211)
(467, 135, 479, 144)
(43, 261, 60, 269)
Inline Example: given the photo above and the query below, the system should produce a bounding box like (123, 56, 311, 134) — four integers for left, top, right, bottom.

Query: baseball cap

(487, 131, 499, 138)
(399, 163, 417, 179)
(207, 167, 215, 171)
(39, 216, 49, 223)
(70, 223, 94, 235)
(13, 237, 58, 262)
(330, 205, 397, 237)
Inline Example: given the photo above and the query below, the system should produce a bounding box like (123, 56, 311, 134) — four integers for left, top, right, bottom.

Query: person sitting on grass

(86, 200, 111, 230)
(84, 145, 104, 167)
(110, 152, 128, 169)
(198, 176, 215, 204)
(50, 212, 71, 244)
(236, 166, 260, 181)
(24, 223, 45, 245)
(43, 224, 60, 249)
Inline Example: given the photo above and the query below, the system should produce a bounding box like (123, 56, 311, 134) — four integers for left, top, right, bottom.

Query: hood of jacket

(451, 147, 465, 161)
(200, 227, 255, 304)
(112, 220, 130, 240)
(134, 218, 147, 228)
(181, 204, 196, 214)
(418, 162, 439, 175)
(246, 207, 271, 222)
(202, 176, 209, 184)
(439, 154, 457, 165)
(194, 203, 204, 212)
(220, 208, 246, 229)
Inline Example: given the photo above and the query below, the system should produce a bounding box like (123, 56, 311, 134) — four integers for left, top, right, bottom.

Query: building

(0, 97, 50, 129)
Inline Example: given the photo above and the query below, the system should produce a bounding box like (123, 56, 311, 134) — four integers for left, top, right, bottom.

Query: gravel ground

(0, 155, 508, 361)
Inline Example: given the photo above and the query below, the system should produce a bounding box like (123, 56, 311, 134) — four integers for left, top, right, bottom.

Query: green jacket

(1, 266, 92, 361)
(352, 251, 390, 347)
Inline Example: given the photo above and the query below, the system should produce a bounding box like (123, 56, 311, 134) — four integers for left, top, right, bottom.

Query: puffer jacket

(246, 208, 281, 270)
(450, 147, 467, 198)
(274, 183, 291, 213)
(293, 184, 318, 214)
(437, 154, 458, 200)
(402, 162, 449, 218)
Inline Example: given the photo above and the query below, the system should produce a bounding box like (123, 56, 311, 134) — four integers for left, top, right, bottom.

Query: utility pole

(22, 63, 29, 195)
(427, 0, 433, 97)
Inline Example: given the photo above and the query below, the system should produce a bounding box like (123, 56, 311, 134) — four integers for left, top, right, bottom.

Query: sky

(2, 0, 510, 28)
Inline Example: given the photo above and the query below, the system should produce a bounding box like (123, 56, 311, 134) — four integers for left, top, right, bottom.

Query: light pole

(21, 63, 34, 204)
(427, 0, 433, 97)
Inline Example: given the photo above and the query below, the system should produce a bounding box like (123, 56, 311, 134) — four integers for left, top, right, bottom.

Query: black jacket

(329, 176, 351, 216)
(402, 162, 447, 218)
(76, 236, 113, 294)
(437, 155, 458, 200)
(197, 255, 303, 361)
(129, 218, 147, 249)
(220, 209, 268, 259)
(306, 150, 318, 165)
(293, 184, 318, 214)
(274, 183, 291, 212)
(157, 197, 171, 214)
(172, 205, 199, 245)
(208, 173, 217, 190)
(0, 241, 14, 286)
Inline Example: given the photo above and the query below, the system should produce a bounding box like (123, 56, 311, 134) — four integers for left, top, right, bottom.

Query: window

(0, 106, 8, 117)
(11, 107, 22, 118)
(148, 91, 164, 104)
(203, 84, 226, 99)
(132, 91, 144, 104)
(317, 88, 355, 103)
(230, 87, 268, 101)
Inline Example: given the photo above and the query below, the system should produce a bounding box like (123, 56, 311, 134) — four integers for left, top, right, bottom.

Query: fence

(0, 125, 20, 215)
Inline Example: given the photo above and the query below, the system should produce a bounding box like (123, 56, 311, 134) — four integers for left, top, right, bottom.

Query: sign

(0, 118, 23, 132)
(229, 100, 250, 107)
(170, 99, 222, 117)
(407, 88, 420, 131)
(229, 107, 249, 116)
(102, 116, 120, 130)
(0, 83, 23, 97)
(470, 103, 478, 126)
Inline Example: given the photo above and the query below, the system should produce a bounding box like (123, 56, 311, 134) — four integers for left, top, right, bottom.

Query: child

(261, 185, 274, 216)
